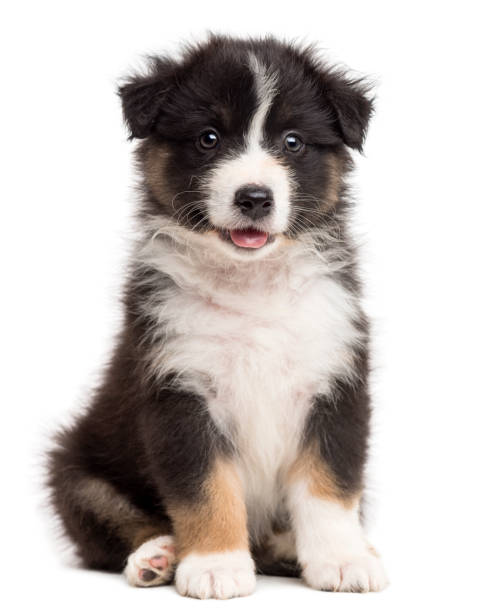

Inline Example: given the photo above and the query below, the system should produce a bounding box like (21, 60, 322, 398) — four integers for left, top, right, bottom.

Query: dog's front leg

(141, 388, 255, 599)
(287, 387, 388, 592)
(171, 459, 255, 599)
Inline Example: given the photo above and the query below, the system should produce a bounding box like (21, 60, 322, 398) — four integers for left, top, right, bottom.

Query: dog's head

(119, 35, 373, 260)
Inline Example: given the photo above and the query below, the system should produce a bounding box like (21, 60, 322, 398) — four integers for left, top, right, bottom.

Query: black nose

(234, 184, 274, 221)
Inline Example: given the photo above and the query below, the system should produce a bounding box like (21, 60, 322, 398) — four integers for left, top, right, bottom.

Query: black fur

(304, 341, 371, 496)
(121, 35, 372, 235)
(48, 34, 374, 578)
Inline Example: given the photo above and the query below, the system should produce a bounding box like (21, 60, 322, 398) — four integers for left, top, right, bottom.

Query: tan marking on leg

(168, 459, 249, 558)
(288, 448, 359, 509)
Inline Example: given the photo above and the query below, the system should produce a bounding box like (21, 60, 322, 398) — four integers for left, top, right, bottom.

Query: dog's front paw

(303, 549, 388, 593)
(175, 550, 256, 599)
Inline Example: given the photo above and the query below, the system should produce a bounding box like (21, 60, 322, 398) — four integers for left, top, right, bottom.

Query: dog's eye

(198, 129, 219, 150)
(283, 133, 304, 153)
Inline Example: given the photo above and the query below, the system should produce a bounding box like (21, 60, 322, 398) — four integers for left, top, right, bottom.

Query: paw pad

(139, 569, 158, 582)
(125, 535, 176, 587)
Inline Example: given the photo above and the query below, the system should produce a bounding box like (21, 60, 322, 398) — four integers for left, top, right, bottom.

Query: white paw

(303, 549, 388, 593)
(124, 535, 176, 587)
(175, 550, 256, 599)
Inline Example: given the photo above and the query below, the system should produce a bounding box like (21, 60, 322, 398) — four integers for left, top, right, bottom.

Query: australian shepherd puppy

(48, 34, 388, 598)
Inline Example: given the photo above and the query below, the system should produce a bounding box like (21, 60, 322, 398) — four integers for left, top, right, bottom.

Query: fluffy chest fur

(139, 229, 363, 538)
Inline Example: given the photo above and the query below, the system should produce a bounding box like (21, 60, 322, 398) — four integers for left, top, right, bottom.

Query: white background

(2, 1, 478, 609)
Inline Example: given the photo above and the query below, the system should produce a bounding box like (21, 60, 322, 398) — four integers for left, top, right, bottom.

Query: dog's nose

(234, 184, 274, 221)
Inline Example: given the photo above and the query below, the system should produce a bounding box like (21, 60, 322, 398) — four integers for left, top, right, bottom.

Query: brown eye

(198, 129, 219, 150)
(284, 133, 304, 153)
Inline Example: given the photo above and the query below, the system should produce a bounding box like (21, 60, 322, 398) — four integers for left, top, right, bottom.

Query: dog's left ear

(320, 69, 374, 152)
(118, 58, 176, 139)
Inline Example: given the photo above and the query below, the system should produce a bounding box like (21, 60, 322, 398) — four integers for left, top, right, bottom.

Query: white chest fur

(139, 229, 363, 540)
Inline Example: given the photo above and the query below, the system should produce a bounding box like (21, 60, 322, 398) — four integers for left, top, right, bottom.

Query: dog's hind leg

(48, 458, 176, 585)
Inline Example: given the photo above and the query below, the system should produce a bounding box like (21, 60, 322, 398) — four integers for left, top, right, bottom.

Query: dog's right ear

(118, 58, 176, 139)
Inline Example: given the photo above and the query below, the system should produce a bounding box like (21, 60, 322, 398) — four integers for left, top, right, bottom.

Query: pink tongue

(229, 229, 269, 248)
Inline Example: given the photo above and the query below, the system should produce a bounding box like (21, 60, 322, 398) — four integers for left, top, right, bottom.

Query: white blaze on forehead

(204, 53, 293, 242)
(246, 54, 278, 149)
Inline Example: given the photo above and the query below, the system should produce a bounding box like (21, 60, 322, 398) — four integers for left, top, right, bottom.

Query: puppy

(48, 34, 387, 598)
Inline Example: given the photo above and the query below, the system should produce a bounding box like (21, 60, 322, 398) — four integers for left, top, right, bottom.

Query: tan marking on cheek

(168, 460, 249, 558)
(143, 143, 175, 205)
(288, 449, 359, 510)
(323, 153, 344, 209)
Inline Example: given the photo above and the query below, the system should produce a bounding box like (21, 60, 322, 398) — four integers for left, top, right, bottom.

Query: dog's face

(120, 36, 372, 260)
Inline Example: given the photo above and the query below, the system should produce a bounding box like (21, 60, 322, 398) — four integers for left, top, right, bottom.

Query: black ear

(320, 69, 374, 152)
(118, 58, 175, 139)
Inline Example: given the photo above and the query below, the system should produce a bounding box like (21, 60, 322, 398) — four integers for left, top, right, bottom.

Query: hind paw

(124, 535, 176, 587)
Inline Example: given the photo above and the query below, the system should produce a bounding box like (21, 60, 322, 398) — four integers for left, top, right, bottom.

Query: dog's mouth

(217, 228, 275, 250)
(229, 228, 270, 249)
